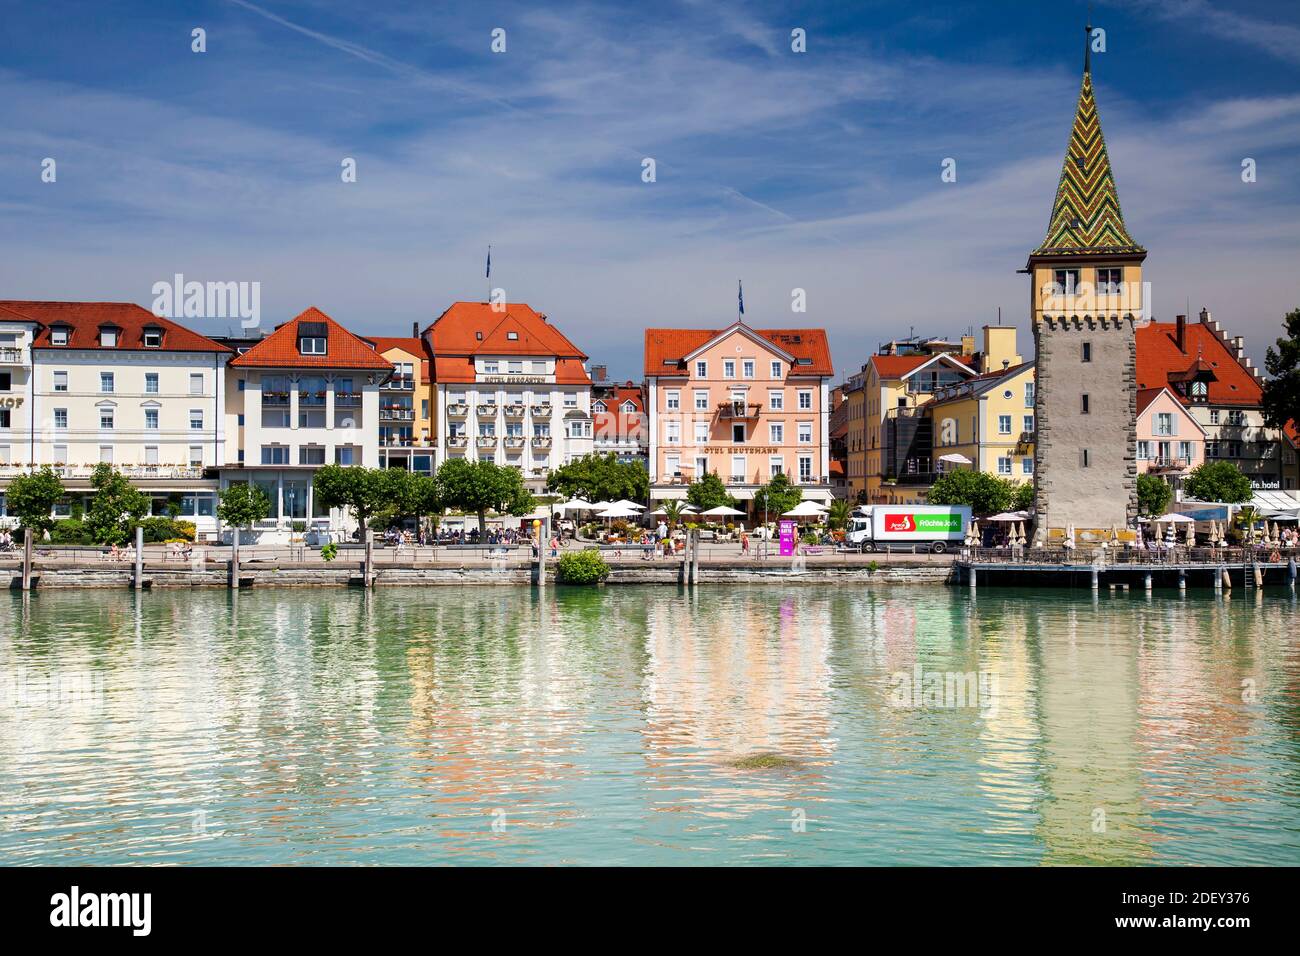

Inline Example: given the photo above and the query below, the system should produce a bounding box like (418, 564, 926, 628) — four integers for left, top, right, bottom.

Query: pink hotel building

(644, 321, 834, 510)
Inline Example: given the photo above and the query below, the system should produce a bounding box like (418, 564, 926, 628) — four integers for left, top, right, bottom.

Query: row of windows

(994, 457, 1034, 476)
(46, 326, 172, 349)
(662, 422, 815, 444)
(664, 389, 814, 411)
(480, 360, 548, 374)
(26, 408, 208, 431)
(43, 371, 207, 395)
(662, 455, 816, 482)
(0, 444, 209, 467)
(259, 445, 361, 466)
(1050, 267, 1126, 296)
(690, 359, 787, 380)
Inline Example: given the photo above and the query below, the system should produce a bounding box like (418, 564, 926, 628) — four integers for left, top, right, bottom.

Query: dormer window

(507, 331, 519, 340)
(592, 401, 607, 413)
(142, 326, 163, 348)
(297, 321, 328, 355)
(99, 327, 118, 347)
(621, 401, 636, 413)
(50, 326, 70, 346)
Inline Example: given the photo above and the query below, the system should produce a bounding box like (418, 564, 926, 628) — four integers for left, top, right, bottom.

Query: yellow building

(843, 370, 867, 500)
(927, 360, 1036, 489)
(370, 335, 435, 475)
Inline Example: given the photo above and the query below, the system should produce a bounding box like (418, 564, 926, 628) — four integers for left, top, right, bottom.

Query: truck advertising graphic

(846, 505, 972, 552)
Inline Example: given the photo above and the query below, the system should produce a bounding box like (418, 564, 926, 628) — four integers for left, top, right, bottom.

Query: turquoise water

(1, 585, 1297, 866)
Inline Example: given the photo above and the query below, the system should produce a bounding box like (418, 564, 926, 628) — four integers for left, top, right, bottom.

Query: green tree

(1136, 473, 1173, 517)
(83, 464, 151, 545)
(547, 452, 649, 503)
(1012, 481, 1034, 512)
(686, 471, 736, 511)
(660, 500, 685, 527)
(556, 549, 611, 585)
(752, 471, 802, 519)
(375, 470, 444, 535)
(437, 459, 534, 531)
(312, 465, 385, 530)
(1262, 307, 1300, 430)
(217, 483, 271, 544)
(4, 466, 65, 538)
(1183, 460, 1253, 504)
(927, 470, 1015, 516)
(825, 499, 852, 531)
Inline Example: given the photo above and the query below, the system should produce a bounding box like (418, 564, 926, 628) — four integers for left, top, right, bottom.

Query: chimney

(412, 321, 419, 338)
(592, 364, 607, 383)
(1175, 314, 1186, 353)
(1199, 307, 1211, 324)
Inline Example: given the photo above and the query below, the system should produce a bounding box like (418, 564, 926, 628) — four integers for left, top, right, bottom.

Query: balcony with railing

(446, 435, 469, 449)
(476, 403, 498, 417)
(379, 407, 415, 422)
(298, 390, 328, 407)
(531, 435, 552, 448)
(383, 375, 415, 390)
(1149, 456, 1189, 473)
(1016, 430, 1034, 452)
(0, 347, 28, 366)
(446, 402, 468, 417)
(504, 403, 526, 418)
(262, 390, 291, 406)
(503, 436, 526, 450)
(717, 400, 763, 420)
(334, 391, 362, 407)
(476, 435, 498, 449)
(0, 463, 206, 480)
(530, 402, 552, 417)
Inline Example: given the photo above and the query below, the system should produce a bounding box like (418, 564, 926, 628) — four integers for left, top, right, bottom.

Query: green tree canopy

(1136, 473, 1173, 517)
(825, 499, 852, 531)
(1262, 306, 1300, 430)
(84, 463, 151, 545)
(686, 471, 736, 511)
(217, 483, 271, 542)
(312, 465, 386, 529)
(927, 470, 1017, 516)
(1011, 481, 1034, 512)
(374, 470, 444, 529)
(752, 471, 802, 518)
(4, 467, 65, 537)
(437, 458, 535, 531)
(1183, 460, 1253, 504)
(546, 453, 649, 503)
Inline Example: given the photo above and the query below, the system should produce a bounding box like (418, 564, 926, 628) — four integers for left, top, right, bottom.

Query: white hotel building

(424, 302, 593, 491)
(0, 300, 229, 530)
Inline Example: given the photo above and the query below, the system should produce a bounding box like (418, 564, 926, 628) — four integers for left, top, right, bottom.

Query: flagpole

(485, 245, 492, 303)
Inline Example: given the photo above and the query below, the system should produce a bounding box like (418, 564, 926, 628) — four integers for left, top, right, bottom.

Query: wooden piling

(134, 525, 144, 590)
(229, 527, 241, 589)
(364, 529, 375, 588)
(21, 527, 33, 591)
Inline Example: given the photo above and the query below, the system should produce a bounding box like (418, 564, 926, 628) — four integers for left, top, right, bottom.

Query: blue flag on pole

(738, 279, 744, 317)
(486, 246, 491, 279)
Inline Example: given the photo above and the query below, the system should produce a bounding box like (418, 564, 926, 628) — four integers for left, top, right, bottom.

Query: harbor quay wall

(6, 561, 954, 589)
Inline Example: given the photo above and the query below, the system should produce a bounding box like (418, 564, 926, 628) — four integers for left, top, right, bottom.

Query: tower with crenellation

(1028, 24, 1145, 542)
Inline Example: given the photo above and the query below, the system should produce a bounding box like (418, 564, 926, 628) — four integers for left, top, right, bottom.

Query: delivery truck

(845, 504, 972, 553)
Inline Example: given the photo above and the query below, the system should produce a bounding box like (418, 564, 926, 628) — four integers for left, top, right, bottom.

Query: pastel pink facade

(1136, 387, 1204, 479)
(644, 323, 834, 506)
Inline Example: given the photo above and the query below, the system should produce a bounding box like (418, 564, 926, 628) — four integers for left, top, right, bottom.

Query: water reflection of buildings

(641, 589, 836, 768)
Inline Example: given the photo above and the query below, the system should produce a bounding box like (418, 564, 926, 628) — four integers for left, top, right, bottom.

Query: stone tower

(1028, 26, 1145, 542)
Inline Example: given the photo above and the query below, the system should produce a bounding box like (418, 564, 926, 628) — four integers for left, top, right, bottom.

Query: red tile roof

(369, 336, 431, 380)
(229, 306, 392, 370)
(425, 301, 590, 385)
(1136, 320, 1262, 407)
(1, 300, 231, 353)
(644, 324, 833, 376)
(869, 352, 976, 378)
(594, 383, 646, 439)
(1284, 420, 1299, 448)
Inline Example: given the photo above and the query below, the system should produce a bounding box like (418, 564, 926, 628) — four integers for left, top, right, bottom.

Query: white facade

(0, 318, 37, 476)
(435, 356, 592, 488)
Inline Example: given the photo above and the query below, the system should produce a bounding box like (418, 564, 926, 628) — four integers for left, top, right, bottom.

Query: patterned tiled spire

(1033, 32, 1144, 257)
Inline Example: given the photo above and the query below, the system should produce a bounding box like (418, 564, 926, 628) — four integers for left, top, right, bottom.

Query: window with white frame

(723, 360, 735, 379)
(54, 408, 68, 429)
(99, 408, 114, 429)
(694, 422, 708, 444)
(694, 390, 709, 410)
(666, 454, 680, 477)
(666, 390, 680, 410)
(695, 360, 707, 378)
(769, 390, 783, 410)
(797, 422, 812, 444)
(145, 408, 159, 430)
(769, 456, 783, 476)
(998, 415, 1012, 434)
(798, 455, 812, 482)
(99, 445, 113, 463)
(1021, 458, 1033, 475)
(189, 373, 203, 395)
(770, 422, 784, 443)
(771, 360, 782, 378)
(742, 359, 755, 379)
(997, 457, 1012, 475)
(99, 328, 117, 348)
(190, 409, 204, 430)
(100, 372, 114, 393)
(1023, 414, 1034, 432)
(144, 446, 159, 465)
(53, 370, 68, 392)
(145, 372, 159, 394)
(665, 421, 680, 444)
(189, 446, 204, 467)
(798, 390, 812, 410)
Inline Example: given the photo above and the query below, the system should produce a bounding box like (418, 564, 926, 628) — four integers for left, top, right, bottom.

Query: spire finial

(1084, 21, 1092, 74)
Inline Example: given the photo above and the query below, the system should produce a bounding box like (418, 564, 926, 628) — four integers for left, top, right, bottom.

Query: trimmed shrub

(49, 519, 90, 544)
(556, 549, 610, 585)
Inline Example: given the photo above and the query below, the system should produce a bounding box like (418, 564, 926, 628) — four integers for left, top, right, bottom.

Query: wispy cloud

(1115, 0, 1300, 64)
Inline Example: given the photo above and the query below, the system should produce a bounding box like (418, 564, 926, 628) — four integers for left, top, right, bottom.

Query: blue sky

(2, 0, 1298, 381)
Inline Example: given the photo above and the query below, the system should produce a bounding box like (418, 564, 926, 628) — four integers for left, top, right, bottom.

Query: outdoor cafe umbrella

(613, 499, 645, 511)
(1063, 523, 1076, 550)
(1015, 521, 1027, 545)
(699, 505, 745, 519)
(557, 498, 594, 513)
(596, 505, 643, 520)
(782, 500, 828, 519)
